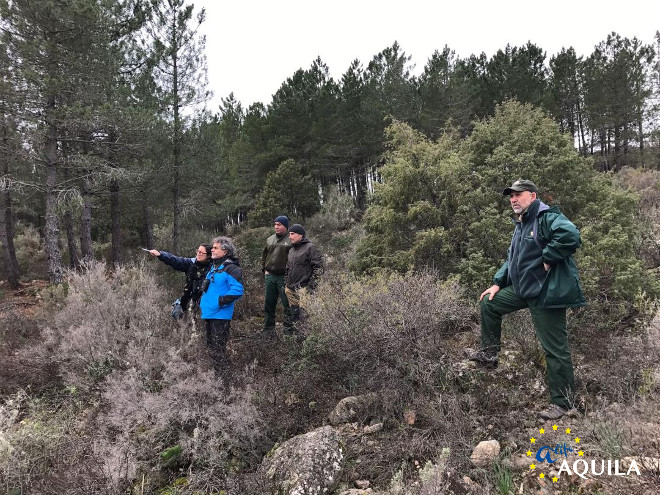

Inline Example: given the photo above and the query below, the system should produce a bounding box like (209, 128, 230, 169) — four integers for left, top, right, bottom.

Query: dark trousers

(204, 319, 231, 373)
(264, 273, 289, 331)
(480, 285, 575, 408)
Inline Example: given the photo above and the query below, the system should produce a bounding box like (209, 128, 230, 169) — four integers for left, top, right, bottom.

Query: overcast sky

(195, 0, 660, 110)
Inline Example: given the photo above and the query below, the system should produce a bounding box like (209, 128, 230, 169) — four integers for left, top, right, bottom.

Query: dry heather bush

(37, 261, 268, 492)
(293, 270, 478, 476)
(43, 260, 174, 386)
(0, 390, 109, 494)
(96, 355, 266, 493)
(302, 270, 475, 394)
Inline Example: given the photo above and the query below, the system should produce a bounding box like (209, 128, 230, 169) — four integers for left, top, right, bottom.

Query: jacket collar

(512, 199, 549, 223)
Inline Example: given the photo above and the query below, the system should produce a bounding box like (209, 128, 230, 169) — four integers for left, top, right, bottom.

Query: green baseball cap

(502, 179, 538, 195)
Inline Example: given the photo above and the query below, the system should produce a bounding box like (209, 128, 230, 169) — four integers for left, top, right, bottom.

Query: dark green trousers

(480, 285, 575, 408)
(264, 273, 289, 331)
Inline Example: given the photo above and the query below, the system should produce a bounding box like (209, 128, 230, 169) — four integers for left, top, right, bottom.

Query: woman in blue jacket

(199, 236, 244, 373)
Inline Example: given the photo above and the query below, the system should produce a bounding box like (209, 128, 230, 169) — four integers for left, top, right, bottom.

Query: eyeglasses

(197, 250, 208, 255)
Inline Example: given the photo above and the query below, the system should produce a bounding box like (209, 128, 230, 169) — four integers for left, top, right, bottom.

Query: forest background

(1, 1, 659, 494)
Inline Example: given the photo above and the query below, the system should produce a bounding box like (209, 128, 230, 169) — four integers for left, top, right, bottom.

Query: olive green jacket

(262, 233, 291, 275)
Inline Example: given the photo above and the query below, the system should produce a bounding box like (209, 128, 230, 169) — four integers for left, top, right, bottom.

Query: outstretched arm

(155, 251, 195, 272)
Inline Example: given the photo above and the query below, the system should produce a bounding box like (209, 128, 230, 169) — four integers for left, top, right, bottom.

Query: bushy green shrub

(349, 124, 466, 278)
(12, 223, 47, 279)
(352, 101, 659, 331)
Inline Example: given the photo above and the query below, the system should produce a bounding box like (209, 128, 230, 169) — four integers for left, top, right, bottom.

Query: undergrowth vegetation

(1, 253, 659, 493)
(2, 102, 659, 494)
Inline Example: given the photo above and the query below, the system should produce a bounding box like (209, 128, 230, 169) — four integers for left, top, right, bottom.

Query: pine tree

(146, 0, 209, 252)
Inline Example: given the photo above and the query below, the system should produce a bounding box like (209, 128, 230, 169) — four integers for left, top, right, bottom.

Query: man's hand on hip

(480, 285, 500, 301)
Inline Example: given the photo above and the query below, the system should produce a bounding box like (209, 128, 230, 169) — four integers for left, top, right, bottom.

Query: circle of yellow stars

(526, 423, 582, 483)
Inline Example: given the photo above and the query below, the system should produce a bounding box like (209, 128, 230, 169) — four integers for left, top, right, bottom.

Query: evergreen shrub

(352, 101, 659, 333)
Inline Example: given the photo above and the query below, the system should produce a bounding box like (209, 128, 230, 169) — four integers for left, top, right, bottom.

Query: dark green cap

(502, 179, 538, 195)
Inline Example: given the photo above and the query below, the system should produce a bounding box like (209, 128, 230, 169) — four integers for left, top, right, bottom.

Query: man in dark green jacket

(262, 215, 292, 335)
(466, 179, 585, 421)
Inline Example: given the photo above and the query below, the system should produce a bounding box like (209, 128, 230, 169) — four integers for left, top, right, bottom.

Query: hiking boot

(464, 348, 498, 369)
(538, 404, 568, 421)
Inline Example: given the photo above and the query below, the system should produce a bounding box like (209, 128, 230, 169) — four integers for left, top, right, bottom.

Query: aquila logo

(527, 423, 641, 482)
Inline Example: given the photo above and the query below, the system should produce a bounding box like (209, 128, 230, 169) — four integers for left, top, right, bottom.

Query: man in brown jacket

(285, 224, 323, 334)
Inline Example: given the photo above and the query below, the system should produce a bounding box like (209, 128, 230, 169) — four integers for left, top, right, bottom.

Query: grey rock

(362, 423, 383, 435)
(328, 393, 378, 425)
(260, 425, 344, 495)
(470, 439, 500, 467)
(354, 479, 370, 489)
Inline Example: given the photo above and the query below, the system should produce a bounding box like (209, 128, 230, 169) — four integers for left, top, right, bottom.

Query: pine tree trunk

(622, 122, 629, 169)
(62, 167, 80, 269)
(172, 164, 180, 253)
(63, 207, 80, 269)
(110, 177, 122, 266)
(171, 16, 182, 254)
(80, 174, 93, 263)
(142, 191, 154, 248)
(0, 188, 21, 289)
(1, 121, 21, 288)
(354, 168, 368, 211)
(614, 125, 621, 171)
(577, 101, 587, 156)
(45, 116, 63, 284)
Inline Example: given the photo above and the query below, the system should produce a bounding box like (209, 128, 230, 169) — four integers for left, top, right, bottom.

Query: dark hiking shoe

(464, 348, 498, 369)
(538, 404, 568, 421)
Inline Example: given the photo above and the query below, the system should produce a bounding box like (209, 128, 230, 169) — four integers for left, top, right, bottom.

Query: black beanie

(274, 215, 289, 229)
(289, 224, 305, 236)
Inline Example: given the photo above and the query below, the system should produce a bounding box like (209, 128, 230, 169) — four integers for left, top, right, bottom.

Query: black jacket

(285, 238, 323, 290)
(158, 251, 211, 311)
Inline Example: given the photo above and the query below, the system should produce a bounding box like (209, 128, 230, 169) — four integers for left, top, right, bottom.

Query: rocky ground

(1, 276, 659, 494)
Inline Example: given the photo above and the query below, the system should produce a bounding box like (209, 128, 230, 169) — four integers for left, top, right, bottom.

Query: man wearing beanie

(285, 224, 323, 334)
(261, 215, 292, 335)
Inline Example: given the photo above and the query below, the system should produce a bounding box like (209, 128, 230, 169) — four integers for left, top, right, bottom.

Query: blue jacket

(200, 256, 244, 320)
